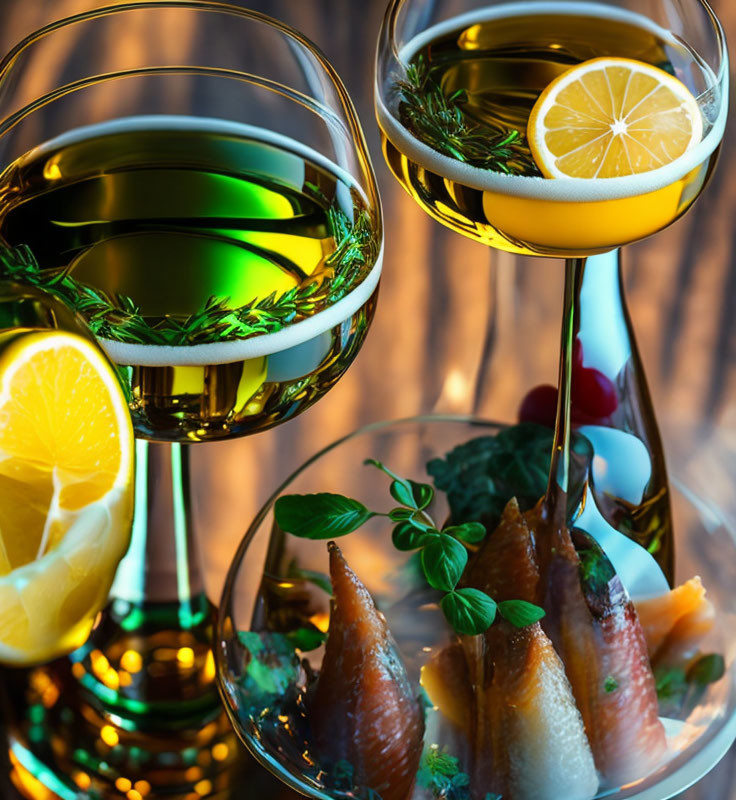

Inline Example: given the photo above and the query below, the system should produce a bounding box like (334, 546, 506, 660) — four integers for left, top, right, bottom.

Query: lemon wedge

(527, 57, 703, 179)
(0, 330, 134, 665)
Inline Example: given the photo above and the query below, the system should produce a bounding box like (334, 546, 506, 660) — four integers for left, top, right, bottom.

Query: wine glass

(0, 2, 381, 797)
(375, 0, 727, 585)
(217, 415, 736, 800)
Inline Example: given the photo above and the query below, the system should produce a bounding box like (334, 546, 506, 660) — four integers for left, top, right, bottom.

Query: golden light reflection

(127, 790, 143, 800)
(115, 777, 132, 792)
(100, 725, 119, 747)
(211, 743, 229, 762)
(308, 612, 330, 633)
(177, 646, 195, 668)
(41, 684, 59, 708)
(74, 771, 91, 790)
(102, 668, 120, 691)
(134, 779, 152, 795)
(71, 662, 86, 680)
(202, 651, 216, 683)
(194, 779, 213, 796)
(91, 651, 110, 678)
(120, 649, 143, 673)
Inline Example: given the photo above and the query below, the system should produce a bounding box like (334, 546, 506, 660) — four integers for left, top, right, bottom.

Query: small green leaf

(285, 627, 327, 652)
(604, 675, 619, 693)
(274, 493, 375, 539)
(390, 479, 416, 508)
(444, 522, 486, 544)
(410, 481, 434, 510)
(421, 534, 467, 591)
(497, 599, 546, 628)
(655, 666, 688, 702)
(440, 588, 496, 635)
(389, 507, 415, 522)
(688, 653, 725, 686)
(392, 521, 431, 551)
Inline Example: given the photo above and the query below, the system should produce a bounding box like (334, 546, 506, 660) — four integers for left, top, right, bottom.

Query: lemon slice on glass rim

(0, 329, 134, 666)
(527, 57, 703, 179)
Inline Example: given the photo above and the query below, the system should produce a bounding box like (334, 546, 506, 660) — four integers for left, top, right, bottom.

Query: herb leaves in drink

(397, 56, 542, 177)
(274, 458, 544, 637)
(0, 204, 376, 346)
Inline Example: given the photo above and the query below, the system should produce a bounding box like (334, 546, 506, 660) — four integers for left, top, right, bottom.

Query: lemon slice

(0, 330, 134, 666)
(527, 57, 703, 179)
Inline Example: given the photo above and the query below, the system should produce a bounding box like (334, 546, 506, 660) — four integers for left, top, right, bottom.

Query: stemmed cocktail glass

(0, 3, 382, 797)
(376, 0, 728, 584)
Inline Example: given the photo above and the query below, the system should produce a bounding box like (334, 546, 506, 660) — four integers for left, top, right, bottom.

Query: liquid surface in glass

(0, 118, 381, 440)
(378, 2, 721, 256)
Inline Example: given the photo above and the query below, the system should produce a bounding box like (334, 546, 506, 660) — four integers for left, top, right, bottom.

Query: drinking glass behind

(0, 4, 382, 798)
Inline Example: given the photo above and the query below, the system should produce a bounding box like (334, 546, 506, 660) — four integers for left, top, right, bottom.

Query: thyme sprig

(0, 204, 376, 346)
(397, 56, 541, 177)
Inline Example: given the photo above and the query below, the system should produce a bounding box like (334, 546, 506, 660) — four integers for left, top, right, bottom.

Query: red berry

(572, 365, 619, 418)
(519, 384, 558, 428)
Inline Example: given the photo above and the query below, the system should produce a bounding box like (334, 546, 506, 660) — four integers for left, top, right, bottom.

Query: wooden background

(0, 0, 733, 798)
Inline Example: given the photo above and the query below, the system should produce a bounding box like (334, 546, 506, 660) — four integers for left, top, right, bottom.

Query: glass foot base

(3, 659, 244, 800)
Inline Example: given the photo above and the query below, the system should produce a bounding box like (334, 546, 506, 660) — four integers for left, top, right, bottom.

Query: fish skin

(311, 543, 424, 800)
(539, 523, 667, 788)
(464, 499, 598, 800)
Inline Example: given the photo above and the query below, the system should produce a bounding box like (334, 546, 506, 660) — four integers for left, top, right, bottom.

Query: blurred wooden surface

(0, 0, 733, 798)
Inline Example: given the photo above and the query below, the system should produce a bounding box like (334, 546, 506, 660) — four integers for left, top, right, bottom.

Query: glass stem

(545, 257, 586, 530)
(77, 440, 217, 723)
(112, 440, 205, 615)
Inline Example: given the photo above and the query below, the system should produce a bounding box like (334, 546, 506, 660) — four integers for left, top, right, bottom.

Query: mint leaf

(655, 666, 688, 702)
(274, 493, 375, 539)
(441, 588, 496, 635)
(410, 480, 434, 510)
(444, 522, 486, 544)
(497, 599, 545, 627)
(392, 521, 431, 551)
(390, 478, 417, 507)
(688, 653, 725, 686)
(389, 507, 415, 521)
(421, 533, 467, 591)
(366, 459, 434, 511)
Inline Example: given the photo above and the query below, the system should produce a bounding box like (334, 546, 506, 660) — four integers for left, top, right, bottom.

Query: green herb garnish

(418, 746, 471, 800)
(397, 56, 541, 177)
(604, 675, 620, 694)
(0, 204, 376, 346)
(654, 653, 726, 715)
(274, 458, 544, 637)
(428, 423, 592, 530)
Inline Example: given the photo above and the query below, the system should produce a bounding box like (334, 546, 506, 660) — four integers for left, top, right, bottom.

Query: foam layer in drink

(27, 116, 383, 367)
(376, 1, 727, 203)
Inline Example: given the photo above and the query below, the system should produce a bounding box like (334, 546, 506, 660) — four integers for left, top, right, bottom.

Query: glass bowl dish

(216, 415, 736, 800)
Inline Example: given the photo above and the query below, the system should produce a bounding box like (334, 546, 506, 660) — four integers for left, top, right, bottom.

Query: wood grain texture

(0, 0, 733, 797)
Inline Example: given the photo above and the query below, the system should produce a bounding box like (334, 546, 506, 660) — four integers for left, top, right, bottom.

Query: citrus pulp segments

(527, 57, 703, 179)
(0, 331, 134, 665)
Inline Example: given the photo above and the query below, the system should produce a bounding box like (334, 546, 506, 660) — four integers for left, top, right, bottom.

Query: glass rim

(381, 0, 728, 74)
(0, 0, 382, 216)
